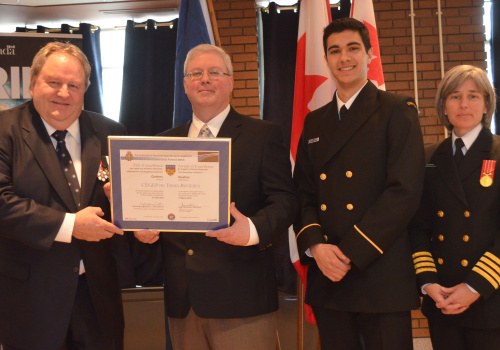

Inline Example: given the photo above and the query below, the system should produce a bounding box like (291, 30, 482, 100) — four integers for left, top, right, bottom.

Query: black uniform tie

(339, 105, 348, 121)
(454, 138, 465, 166)
(52, 130, 81, 209)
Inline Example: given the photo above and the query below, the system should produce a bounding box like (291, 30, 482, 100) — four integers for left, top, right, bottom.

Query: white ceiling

(0, 0, 180, 31)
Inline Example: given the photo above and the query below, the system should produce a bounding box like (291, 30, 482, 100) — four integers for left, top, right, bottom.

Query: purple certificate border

(108, 136, 230, 232)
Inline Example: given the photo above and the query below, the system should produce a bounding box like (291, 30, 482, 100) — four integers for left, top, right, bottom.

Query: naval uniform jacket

(293, 81, 425, 312)
(157, 107, 297, 319)
(410, 127, 500, 329)
(0, 101, 126, 349)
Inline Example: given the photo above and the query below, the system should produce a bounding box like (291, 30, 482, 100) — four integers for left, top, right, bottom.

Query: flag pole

(205, 0, 221, 47)
(297, 277, 304, 350)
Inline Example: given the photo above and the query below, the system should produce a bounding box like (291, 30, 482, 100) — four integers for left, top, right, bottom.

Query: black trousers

(2, 275, 122, 350)
(312, 306, 413, 350)
(428, 315, 500, 350)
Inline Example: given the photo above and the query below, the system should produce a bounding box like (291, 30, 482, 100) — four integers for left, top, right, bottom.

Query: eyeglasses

(184, 70, 231, 81)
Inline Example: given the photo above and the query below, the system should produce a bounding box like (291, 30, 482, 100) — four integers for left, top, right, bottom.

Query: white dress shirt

(187, 105, 260, 246)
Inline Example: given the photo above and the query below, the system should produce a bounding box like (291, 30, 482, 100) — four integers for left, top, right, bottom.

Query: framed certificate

(108, 136, 231, 232)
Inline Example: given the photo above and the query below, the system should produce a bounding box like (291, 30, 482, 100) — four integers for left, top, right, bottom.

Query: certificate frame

(108, 136, 231, 232)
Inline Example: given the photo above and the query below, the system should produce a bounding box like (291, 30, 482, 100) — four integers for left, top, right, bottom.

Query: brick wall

(376, 0, 486, 145)
(211, 0, 488, 340)
(213, 0, 260, 117)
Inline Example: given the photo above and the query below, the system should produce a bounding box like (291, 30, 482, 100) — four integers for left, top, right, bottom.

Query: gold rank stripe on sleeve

(471, 252, 500, 289)
(353, 225, 383, 254)
(296, 223, 321, 239)
(412, 251, 437, 274)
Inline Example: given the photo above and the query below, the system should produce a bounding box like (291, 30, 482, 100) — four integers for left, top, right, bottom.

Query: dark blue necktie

(454, 138, 465, 166)
(52, 130, 81, 209)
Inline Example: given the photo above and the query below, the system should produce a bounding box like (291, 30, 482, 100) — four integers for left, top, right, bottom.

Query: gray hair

(435, 65, 496, 130)
(184, 44, 233, 76)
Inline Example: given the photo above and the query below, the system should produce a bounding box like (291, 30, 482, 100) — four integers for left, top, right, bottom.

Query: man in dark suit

(0, 42, 126, 350)
(293, 18, 425, 349)
(133, 44, 297, 349)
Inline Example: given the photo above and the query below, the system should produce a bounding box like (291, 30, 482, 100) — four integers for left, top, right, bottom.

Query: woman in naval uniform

(410, 65, 499, 350)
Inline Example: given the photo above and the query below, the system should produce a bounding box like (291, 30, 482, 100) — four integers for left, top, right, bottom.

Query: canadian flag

(351, 0, 385, 90)
(289, 0, 335, 325)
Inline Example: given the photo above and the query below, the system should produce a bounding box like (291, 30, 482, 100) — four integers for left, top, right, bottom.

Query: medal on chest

(97, 155, 110, 182)
(480, 160, 496, 187)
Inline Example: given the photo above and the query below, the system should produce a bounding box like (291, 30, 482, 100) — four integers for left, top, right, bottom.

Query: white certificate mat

(108, 136, 231, 232)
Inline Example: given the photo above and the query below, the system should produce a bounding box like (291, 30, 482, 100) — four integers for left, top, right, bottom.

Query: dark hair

(323, 17, 372, 55)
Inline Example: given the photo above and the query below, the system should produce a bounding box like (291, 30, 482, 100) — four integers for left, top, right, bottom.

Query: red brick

(244, 44, 258, 53)
(224, 45, 245, 54)
(424, 135, 439, 145)
(233, 88, 259, 98)
(220, 27, 243, 37)
(231, 97, 247, 107)
(230, 1, 254, 10)
(232, 53, 257, 62)
(235, 106, 260, 117)
(218, 10, 244, 19)
(246, 80, 259, 88)
(420, 117, 439, 126)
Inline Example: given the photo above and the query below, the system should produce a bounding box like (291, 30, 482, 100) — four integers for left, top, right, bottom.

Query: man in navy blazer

(133, 44, 297, 350)
(0, 42, 125, 350)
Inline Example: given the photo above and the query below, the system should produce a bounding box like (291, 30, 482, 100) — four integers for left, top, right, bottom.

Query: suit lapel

(216, 108, 243, 143)
(319, 82, 379, 169)
(79, 113, 101, 208)
(433, 138, 468, 207)
(170, 121, 191, 137)
(22, 106, 77, 211)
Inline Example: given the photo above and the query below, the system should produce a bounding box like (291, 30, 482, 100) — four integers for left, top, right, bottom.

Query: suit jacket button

(438, 235, 444, 241)
(187, 249, 194, 256)
(321, 204, 327, 211)
(320, 173, 327, 180)
(346, 171, 353, 178)
(462, 259, 468, 267)
(437, 211, 444, 217)
(438, 258, 444, 265)
(346, 203, 353, 210)
(463, 235, 470, 242)
(324, 235, 328, 241)
(464, 211, 470, 218)
(72, 266, 79, 273)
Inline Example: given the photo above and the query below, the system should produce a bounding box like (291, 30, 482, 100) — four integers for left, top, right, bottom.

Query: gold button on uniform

(463, 235, 470, 242)
(346, 171, 353, 178)
(187, 249, 194, 256)
(321, 204, 327, 211)
(462, 259, 468, 267)
(438, 258, 444, 265)
(438, 235, 444, 241)
(437, 211, 444, 217)
(346, 204, 353, 210)
(324, 235, 328, 242)
(464, 211, 470, 218)
(320, 173, 327, 180)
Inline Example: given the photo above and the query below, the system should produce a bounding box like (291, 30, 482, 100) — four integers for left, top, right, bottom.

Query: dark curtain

(74, 23, 104, 114)
(260, 3, 300, 295)
(491, 1, 499, 134)
(15, 23, 104, 114)
(260, 1, 351, 295)
(119, 19, 177, 136)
